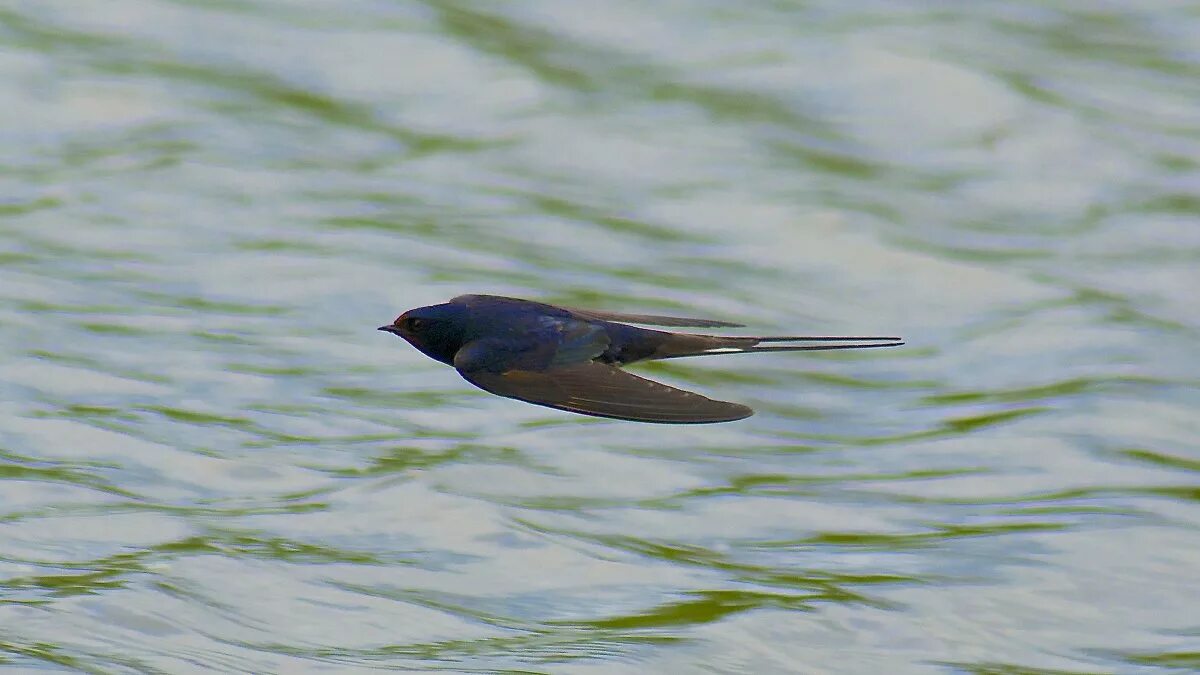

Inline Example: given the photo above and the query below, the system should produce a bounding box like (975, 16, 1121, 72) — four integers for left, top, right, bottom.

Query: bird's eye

(406, 317, 425, 330)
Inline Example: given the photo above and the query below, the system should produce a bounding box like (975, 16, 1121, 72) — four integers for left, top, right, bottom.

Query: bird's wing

(457, 361, 752, 424)
(565, 307, 743, 328)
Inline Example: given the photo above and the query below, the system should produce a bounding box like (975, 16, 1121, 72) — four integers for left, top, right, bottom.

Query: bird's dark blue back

(444, 295, 615, 371)
(454, 295, 575, 340)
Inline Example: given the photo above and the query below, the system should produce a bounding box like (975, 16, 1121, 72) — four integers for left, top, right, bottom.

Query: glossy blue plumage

(379, 294, 902, 423)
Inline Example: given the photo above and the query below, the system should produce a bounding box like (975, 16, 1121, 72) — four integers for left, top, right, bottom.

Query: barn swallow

(379, 294, 902, 424)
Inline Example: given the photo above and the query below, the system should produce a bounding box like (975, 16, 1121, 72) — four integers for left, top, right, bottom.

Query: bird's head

(378, 302, 467, 365)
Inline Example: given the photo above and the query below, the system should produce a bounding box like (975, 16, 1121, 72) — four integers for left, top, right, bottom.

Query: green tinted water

(2, 1, 1199, 673)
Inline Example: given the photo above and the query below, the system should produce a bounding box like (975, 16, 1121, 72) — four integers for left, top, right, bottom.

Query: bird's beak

(378, 325, 400, 334)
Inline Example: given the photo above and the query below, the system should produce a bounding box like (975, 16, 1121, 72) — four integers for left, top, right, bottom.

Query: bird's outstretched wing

(458, 361, 752, 424)
(565, 307, 743, 328)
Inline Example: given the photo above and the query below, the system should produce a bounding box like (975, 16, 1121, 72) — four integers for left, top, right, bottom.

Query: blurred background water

(2, 1, 1199, 673)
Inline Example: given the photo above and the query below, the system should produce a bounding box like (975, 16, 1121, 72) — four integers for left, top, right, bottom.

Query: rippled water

(3, 1, 1199, 672)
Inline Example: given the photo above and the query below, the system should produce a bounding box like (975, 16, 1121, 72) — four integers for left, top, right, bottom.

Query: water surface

(2, 1, 1199, 673)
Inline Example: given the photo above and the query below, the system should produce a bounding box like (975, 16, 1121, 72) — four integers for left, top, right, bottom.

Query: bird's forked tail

(649, 333, 904, 360)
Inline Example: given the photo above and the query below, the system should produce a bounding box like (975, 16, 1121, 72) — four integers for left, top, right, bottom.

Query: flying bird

(379, 294, 902, 424)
